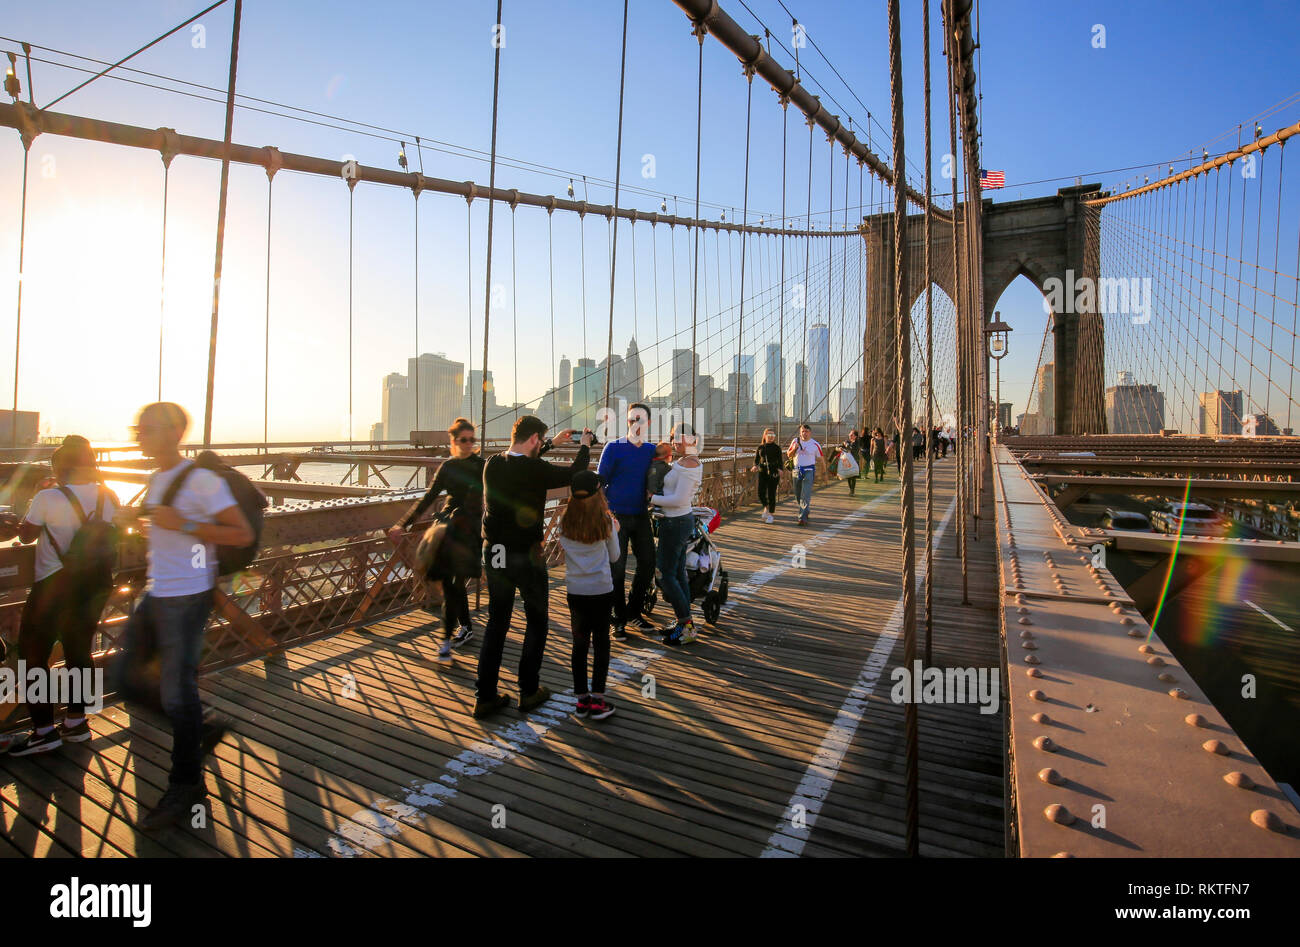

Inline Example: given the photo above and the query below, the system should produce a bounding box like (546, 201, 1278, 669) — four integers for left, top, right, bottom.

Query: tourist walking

(556, 471, 620, 721)
(870, 427, 888, 483)
(112, 402, 254, 830)
(787, 423, 825, 525)
(751, 427, 783, 523)
(387, 417, 483, 664)
(839, 429, 863, 496)
(0, 439, 117, 757)
(651, 423, 703, 645)
(476, 416, 592, 719)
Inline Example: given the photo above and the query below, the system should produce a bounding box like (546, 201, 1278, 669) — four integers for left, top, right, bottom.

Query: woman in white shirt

(650, 423, 704, 645)
(0, 440, 117, 756)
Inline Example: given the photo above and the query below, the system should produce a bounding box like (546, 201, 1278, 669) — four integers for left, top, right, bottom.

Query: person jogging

(387, 417, 483, 664)
(751, 427, 783, 524)
(556, 471, 620, 721)
(0, 439, 116, 756)
(112, 402, 253, 831)
(476, 415, 592, 719)
(786, 423, 825, 526)
(595, 402, 657, 642)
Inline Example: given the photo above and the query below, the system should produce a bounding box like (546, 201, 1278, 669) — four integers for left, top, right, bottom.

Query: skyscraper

(808, 323, 830, 422)
(1037, 363, 1056, 435)
(671, 349, 698, 409)
(407, 352, 464, 431)
(762, 342, 783, 412)
(382, 372, 413, 441)
(1105, 374, 1165, 434)
(558, 355, 572, 409)
(1199, 389, 1243, 436)
(793, 362, 808, 422)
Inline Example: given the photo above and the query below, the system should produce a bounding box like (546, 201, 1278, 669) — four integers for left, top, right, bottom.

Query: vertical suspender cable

(348, 182, 355, 446)
(922, 0, 934, 662)
(10, 144, 29, 448)
(603, 0, 631, 417)
(511, 204, 519, 421)
(479, 0, 505, 441)
(548, 205, 557, 421)
(689, 22, 706, 431)
(802, 118, 813, 424)
(201, 0, 242, 447)
(887, 0, 919, 859)
(466, 201, 474, 429)
(158, 159, 171, 402)
(413, 188, 419, 435)
(731, 66, 754, 483)
(262, 169, 274, 447)
(778, 95, 788, 443)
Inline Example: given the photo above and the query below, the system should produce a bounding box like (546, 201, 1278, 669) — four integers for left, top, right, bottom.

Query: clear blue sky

(1, 0, 1296, 440)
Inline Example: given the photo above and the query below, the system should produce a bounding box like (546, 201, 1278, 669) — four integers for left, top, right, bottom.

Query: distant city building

(807, 323, 830, 422)
(408, 352, 464, 431)
(368, 421, 384, 443)
(1198, 389, 1243, 436)
(793, 362, 809, 423)
(1244, 413, 1281, 437)
(998, 402, 1013, 430)
(838, 385, 860, 425)
(558, 355, 572, 410)
(671, 349, 699, 411)
(1036, 363, 1055, 434)
(1105, 377, 1164, 434)
(762, 343, 784, 415)
(381, 372, 413, 442)
(726, 372, 754, 425)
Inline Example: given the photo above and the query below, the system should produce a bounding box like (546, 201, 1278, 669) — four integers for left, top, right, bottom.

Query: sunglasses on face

(456, 436, 477, 444)
(131, 424, 169, 436)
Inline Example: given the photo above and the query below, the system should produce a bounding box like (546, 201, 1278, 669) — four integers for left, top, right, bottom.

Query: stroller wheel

(642, 588, 657, 617)
(702, 591, 721, 626)
(718, 570, 729, 605)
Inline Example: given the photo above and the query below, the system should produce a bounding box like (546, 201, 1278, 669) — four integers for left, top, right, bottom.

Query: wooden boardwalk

(0, 460, 1005, 858)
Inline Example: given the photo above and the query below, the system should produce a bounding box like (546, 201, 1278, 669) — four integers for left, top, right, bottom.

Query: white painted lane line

(298, 487, 903, 857)
(1244, 599, 1295, 632)
(760, 493, 959, 858)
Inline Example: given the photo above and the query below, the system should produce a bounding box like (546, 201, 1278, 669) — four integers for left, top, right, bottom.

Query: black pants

(757, 472, 779, 513)
(19, 572, 101, 729)
(477, 543, 549, 700)
(440, 575, 469, 638)
(610, 512, 654, 624)
(568, 591, 611, 694)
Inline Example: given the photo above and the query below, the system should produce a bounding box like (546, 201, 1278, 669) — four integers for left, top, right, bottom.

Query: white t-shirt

(144, 462, 238, 598)
(652, 461, 703, 518)
(24, 483, 119, 583)
(790, 437, 823, 469)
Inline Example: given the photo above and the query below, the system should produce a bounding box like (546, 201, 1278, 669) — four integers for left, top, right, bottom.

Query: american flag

(980, 168, 1005, 189)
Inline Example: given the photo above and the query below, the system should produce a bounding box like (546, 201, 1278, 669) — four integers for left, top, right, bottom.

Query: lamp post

(985, 314, 1012, 442)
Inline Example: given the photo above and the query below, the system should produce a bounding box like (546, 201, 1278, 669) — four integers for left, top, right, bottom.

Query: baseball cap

(570, 470, 601, 499)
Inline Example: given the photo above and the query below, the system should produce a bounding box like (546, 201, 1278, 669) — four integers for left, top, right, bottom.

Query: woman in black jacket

(751, 428, 784, 524)
(388, 417, 484, 663)
(839, 429, 863, 496)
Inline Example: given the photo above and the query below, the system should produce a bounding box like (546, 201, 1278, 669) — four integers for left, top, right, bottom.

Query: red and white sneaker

(587, 695, 616, 721)
(574, 695, 592, 718)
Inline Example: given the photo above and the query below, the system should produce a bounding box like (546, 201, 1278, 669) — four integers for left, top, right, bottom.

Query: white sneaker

(764, 512, 774, 524)
(436, 641, 453, 664)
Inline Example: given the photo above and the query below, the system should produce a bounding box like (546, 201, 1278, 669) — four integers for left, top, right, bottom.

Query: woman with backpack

(0, 439, 117, 756)
(387, 417, 484, 664)
(556, 471, 620, 720)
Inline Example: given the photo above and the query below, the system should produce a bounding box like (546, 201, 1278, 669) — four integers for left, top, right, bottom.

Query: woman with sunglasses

(388, 417, 484, 663)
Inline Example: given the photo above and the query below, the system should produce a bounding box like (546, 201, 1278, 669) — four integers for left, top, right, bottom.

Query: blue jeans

(795, 466, 816, 518)
(110, 590, 213, 787)
(656, 513, 695, 624)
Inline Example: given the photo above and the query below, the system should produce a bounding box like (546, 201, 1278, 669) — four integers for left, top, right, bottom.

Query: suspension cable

(732, 67, 754, 479)
(479, 0, 505, 441)
(603, 0, 631, 417)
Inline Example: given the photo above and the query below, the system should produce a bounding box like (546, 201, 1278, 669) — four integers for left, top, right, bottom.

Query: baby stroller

(643, 506, 730, 625)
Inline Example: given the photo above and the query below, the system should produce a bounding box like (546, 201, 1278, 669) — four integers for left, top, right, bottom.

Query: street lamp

(985, 313, 1012, 440)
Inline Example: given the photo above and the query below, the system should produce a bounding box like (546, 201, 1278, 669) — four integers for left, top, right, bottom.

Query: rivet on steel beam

(1157, 672, 1176, 683)
(1033, 735, 1057, 752)
(1027, 667, 1042, 678)
(1016, 594, 1027, 605)
(1127, 628, 1143, 637)
(1038, 767, 1063, 785)
(1017, 607, 1030, 615)
(1108, 603, 1124, 613)
(1169, 688, 1188, 700)
(1022, 641, 1038, 650)
(1120, 617, 1134, 625)
(1185, 713, 1207, 727)
(1044, 803, 1074, 825)
(1029, 689, 1047, 702)
(1051, 851, 1074, 858)
(1024, 654, 1040, 665)
(1224, 772, 1256, 790)
(1138, 644, 1154, 654)
(1019, 629, 1034, 639)
(1018, 617, 1032, 626)
(1031, 711, 1051, 724)
(1147, 656, 1165, 667)
(1203, 739, 1229, 756)
(1250, 809, 1285, 832)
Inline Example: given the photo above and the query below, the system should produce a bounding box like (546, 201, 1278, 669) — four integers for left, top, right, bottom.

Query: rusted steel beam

(993, 445, 1299, 856)
(0, 101, 846, 239)
(669, 0, 948, 219)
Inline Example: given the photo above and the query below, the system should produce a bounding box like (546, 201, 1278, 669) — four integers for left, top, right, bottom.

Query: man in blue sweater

(596, 402, 658, 641)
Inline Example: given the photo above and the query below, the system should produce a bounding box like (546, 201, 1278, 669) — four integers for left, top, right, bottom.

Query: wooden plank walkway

(0, 460, 1005, 857)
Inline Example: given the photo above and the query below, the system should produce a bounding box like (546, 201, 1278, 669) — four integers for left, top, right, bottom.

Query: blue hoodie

(596, 439, 657, 516)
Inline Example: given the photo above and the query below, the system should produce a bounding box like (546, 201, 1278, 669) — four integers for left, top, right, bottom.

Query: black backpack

(158, 452, 267, 577)
(44, 486, 117, 593)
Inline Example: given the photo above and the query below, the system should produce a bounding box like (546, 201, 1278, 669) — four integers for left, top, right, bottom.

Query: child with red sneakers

(556, 471, 621, 721)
